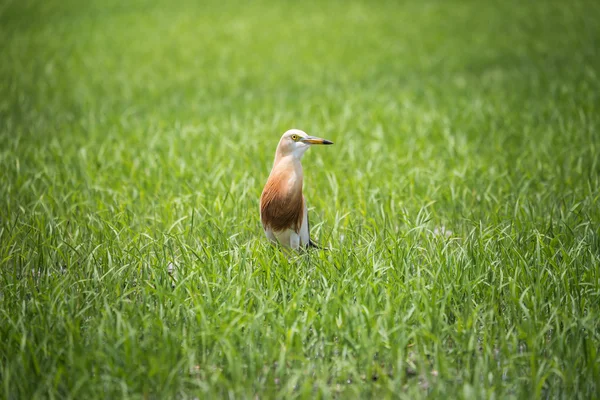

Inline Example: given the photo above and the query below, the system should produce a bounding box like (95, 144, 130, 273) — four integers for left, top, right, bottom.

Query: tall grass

(1, 0, 599, 397)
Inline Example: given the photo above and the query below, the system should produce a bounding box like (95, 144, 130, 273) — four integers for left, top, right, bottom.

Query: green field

(1, 0, 599, 398)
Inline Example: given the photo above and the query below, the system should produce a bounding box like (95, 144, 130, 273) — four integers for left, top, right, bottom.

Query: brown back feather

(260, 172, 304, 233)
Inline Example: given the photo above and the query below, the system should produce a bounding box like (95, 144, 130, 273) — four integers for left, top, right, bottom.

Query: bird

(260, 129, 333, 250)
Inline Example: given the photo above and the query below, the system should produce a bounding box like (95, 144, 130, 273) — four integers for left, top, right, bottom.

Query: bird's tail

(308, 240, 328, 250)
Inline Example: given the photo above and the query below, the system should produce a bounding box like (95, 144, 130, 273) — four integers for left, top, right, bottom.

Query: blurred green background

(1, 0, 599, 398)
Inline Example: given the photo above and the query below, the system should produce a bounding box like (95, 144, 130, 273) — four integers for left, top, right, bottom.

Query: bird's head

(276, 129, 333, 159)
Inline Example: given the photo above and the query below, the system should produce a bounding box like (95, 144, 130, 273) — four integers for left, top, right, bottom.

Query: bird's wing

(306, 213, 321, 249)
(299, 196, 310, 246)
(303, 196, 325, 249)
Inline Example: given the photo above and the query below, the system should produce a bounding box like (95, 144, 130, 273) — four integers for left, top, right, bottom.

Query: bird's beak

(301, 136, 334, 145)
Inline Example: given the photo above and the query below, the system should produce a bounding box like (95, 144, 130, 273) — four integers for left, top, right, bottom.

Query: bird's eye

(291, 134, 299, 141)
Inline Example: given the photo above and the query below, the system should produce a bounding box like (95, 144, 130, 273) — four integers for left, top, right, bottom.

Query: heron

(260, 129, 333, 250)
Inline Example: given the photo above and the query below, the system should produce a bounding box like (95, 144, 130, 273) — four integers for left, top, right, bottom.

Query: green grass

(1, 0, 599, 398)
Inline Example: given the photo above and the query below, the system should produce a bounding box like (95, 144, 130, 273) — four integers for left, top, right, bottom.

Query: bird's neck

(261, 154, 305, 233)
(274, 147, 306, 164)
(270, 155, 304, 192)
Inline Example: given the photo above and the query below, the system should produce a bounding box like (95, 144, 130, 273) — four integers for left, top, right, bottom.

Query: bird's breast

(260, 167, 304, 233)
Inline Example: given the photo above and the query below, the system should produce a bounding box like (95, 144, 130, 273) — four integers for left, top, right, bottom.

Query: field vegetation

(1, 0, 599, 397)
